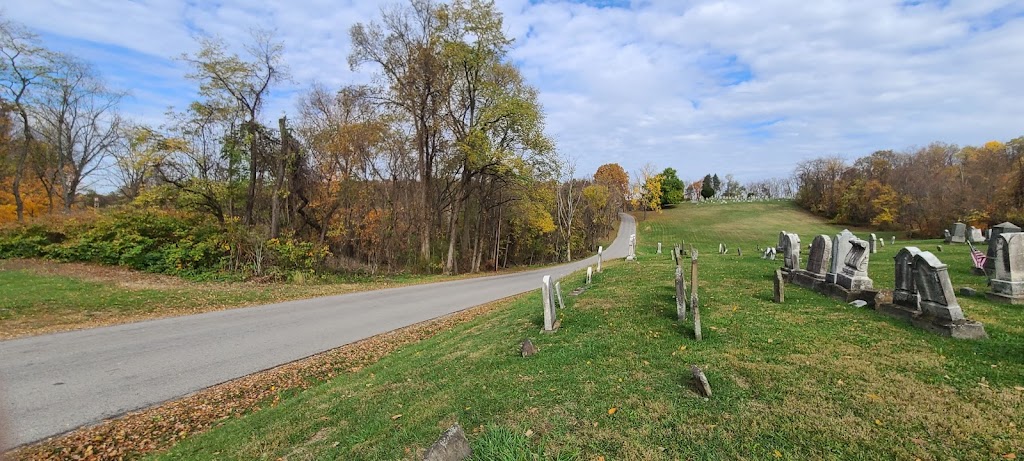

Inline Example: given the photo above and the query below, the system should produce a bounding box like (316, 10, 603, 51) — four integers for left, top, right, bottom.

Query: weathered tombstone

(892, 247, 922, 309)
(826, 229, 856, 284)
(675, 266, 687, 321)
(627, 234, 636, 261)
(718, 243, 725, 254)
(779, 232, 801, 273)
(986, 222, 1021, 273)
(943, 229, 952, 243)
(586, 267, 593, 285)
(791, 234, 831, 289)
(949, 222, 967, 244)
(520, 339, 538, 357)
(968, 226, 985, 243)
(891, 236, 895, 245)
(597, 246, 603, 273)
(773, 269, 784, 303)
(691, 365, 712, 397)
(914, 252, 964, 321)
(869, 233, 878, 254)
(657, 242, 662, 254)
(737, 247, 742, 257)
(988, 232, 1024, 304)
(836, 238, 873, 291)
(769, 247, 777, 260)
(424, 424, 472, 461)
(690, 249, 701, 341)
(880, 238, 885, 248)
(985, 229, 992, 241)
(541, 275, 557, 332)
(555, 281, 565, 310)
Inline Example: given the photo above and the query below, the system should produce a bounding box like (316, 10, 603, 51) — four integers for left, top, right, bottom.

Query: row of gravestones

(777, 229, 988, 339)
(539, 245, 605, 333)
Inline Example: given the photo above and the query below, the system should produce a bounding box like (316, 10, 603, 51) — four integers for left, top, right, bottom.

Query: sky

(4, 0, 1024, 183)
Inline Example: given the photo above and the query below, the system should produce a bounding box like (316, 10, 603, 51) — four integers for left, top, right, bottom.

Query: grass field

(137, 201, 1023, 460)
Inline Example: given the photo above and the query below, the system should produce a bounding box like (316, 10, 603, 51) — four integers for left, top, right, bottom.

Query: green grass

(148, 201, 1023, 460)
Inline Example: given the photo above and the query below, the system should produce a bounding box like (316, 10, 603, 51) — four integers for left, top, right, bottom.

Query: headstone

(769, 247, 777, 260)
(597, 246, 603, 273)
(555, 281, 565, 310)
(586, 267, 593, 285)
(870, 234, 878, 254)
(913, 252, 965, 321)
(691, 365, 712, 397)
(690, 249, 701, 341)
(627, 234, 636, 260)
(892, 247, 922, 309)
(948, 222, 966, 244)
(891, 236, 895, 245)
(657, 242, 662, 254)
(985, 229, 992, 240)
(779, 232, 801, 273)
(424, 424, 472, 461)
(541, 275, 557, 332)
(936, 245, 943, 252)
(960, 287, 978, 297)
(968, 226, 984, 243)
(719, 243, 725, 254)
(805, 235, 833, 279)
(520, 339, 538, 357)
(773, 269, 784, 303)
(826, 229, 856, 284)
(737, 247, 742, 257)
(836, 238, 873, 291)
(988, 232, 1024, 304)
(880, 238, 885, 248)
(986, 222, 1021, 273)
(943, 229, 952, 243)
(675, 266, 687, 321)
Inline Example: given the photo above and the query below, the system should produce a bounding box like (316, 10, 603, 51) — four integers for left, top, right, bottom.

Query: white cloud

(5, 0, 1024, 184)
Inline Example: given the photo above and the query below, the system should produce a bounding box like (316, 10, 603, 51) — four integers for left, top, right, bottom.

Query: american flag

(971, 248, 987, 269)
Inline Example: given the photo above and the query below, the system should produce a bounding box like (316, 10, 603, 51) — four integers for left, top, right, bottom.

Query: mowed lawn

(149, 201, 1023, 460)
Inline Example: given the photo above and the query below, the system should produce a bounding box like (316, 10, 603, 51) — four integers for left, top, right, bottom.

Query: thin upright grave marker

(597, 246, 603, 273)
(675, 266, 687, 321)
(555, 281, 565, 310)
(773, 269, 784, 303)
(658, 242, 662, 254)
(690, 248, 702, 341)
(586, 266, 593, 285)
(541, 275, 558, 332)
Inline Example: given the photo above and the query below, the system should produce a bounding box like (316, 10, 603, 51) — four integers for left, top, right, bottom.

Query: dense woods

(0, 1, 628, 277)
(794, 137, 1024, 237)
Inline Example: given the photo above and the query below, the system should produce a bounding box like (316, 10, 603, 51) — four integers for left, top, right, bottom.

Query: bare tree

(33, 56, 122, 211)
(556, 157, 584, 262)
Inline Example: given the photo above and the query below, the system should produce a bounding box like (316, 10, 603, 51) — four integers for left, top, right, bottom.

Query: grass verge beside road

(92, 201, 1022, 460)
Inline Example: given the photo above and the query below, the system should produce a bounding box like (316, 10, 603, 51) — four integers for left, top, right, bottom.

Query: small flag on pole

(971, 248, 987, 270)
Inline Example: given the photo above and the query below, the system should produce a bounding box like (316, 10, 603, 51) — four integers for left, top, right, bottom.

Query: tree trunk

(244, 120, 258, 226)
(13, 108, 33, 222)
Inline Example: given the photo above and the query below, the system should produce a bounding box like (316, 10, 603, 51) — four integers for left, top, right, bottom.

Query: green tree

(659, 167, 684, 206)
(700, 174, 715, 200)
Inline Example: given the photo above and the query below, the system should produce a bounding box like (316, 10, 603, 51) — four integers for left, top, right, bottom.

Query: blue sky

(5, 0, 1024, 184)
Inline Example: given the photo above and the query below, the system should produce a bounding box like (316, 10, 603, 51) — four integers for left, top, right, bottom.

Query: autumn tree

(594, 162, 629, 210)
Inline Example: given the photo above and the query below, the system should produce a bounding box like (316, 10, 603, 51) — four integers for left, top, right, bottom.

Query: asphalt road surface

(0, 213, 636, 450)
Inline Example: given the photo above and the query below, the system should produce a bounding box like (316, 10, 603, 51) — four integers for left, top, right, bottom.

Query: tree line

(0, 1, 634, 276)
(793, 137, 1024, 237)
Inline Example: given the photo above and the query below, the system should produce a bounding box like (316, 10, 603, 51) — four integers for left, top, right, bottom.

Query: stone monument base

(541, 319, 561, 333)
(985, 291, 1024, 305)
(875, 304, 987, 339)
(790, 270, 825, 291)
(820, 283, 879, 307)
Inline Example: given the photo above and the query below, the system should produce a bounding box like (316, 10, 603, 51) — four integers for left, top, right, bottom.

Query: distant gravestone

(988, 232, 1024, 304)
(719, 243, 725, 254)
(555, 281, 565, 310)
(675, 266, 687, 321)
(658, 242, 662, 254)
(869, 233, 878, 254)
(943, 229, 952, 243)
(597, 246, 603, 273)
(836, 238, 873, 291)
(586, 266, 593, 285)
(773, 269, 784, 303)
(968, 226, 985, 243)
(737, 247, 742, 257)
(892, 247, 922, 309)
(691, 365, 712, 397)
(826, 229, 856, 284)
(949, 222, 967, 244)
(424, 424, 472, 461)
(891, 236, 896, 245)
(986, 222, 1021, 273)
(880, 238, 885, 248)
(769, 247, 777, 260)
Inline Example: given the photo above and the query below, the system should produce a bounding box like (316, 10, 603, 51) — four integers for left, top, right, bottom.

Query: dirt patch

(0, 259, 187, 290)
(6, 295, 519, 461)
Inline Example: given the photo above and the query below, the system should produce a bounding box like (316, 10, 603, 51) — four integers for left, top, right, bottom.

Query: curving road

(0, 214, 636, 450)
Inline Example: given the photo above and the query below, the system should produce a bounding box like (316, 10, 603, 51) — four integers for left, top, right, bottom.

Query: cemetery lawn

(0, 259, 494, 340)
(147, 201, 1021, 460)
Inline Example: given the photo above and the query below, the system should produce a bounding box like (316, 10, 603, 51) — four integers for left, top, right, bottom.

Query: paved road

(0, 214, 636, 450)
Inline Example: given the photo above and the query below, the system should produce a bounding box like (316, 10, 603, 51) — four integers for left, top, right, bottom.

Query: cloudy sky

(5, 0, 1024, 182)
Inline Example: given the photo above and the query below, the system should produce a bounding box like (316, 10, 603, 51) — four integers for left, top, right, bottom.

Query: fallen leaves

(390, 414, 402, 420)
(607, 407, 617, 415)
(1003, 453, 1016, 460)
(10, 298, 508, 461)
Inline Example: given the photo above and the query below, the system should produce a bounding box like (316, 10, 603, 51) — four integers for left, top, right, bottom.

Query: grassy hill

(132, 201, 1022, 459)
